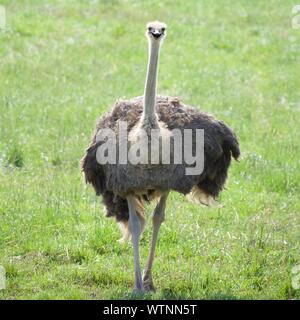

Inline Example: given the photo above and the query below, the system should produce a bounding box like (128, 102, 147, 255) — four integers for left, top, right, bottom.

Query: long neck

(143, 40, 160, 120)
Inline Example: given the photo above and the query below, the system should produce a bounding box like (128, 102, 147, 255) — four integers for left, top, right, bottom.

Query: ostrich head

(146, 21, 167, 42)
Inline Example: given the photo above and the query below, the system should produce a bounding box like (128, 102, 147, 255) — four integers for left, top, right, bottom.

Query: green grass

(0, 0, 300, 300)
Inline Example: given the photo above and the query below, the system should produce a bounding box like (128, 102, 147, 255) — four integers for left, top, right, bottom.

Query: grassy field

(0, 0, 300, 300)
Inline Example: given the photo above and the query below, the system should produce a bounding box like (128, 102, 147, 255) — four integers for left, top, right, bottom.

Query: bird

(81, 21, 240, 293)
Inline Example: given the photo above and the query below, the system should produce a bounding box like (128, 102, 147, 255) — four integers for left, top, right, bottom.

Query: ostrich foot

(142, 275, 155, 292)
(132, 287, 145, 295)
(132, 277, 144, 295)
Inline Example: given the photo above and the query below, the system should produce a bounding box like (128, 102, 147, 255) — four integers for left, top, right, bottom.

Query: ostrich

(81, 21, 240, 292)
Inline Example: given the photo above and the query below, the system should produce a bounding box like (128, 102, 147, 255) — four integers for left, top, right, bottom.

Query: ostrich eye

(148, 27, 152, 32)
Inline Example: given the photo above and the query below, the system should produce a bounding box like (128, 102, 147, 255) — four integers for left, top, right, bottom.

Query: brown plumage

(81, 94, 239, 220)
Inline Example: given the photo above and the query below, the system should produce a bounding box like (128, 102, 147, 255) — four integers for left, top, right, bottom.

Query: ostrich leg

(143, 192, 169, 291)
(127, 195, 143, 292)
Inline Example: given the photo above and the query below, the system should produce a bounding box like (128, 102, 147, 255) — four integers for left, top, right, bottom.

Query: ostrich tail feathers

(186, 187, 222, 207)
